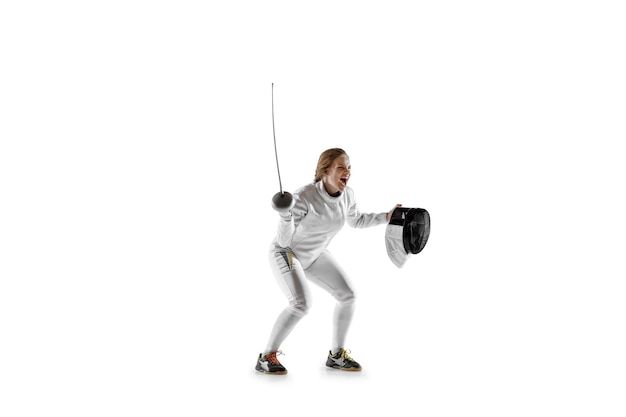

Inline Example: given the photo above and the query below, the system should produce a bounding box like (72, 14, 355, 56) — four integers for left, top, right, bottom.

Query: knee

(288, 297, 312, 317)
(336, 289, 356, 306)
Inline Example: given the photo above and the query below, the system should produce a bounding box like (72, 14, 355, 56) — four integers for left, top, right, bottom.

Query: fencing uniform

(263, 180, 387, 355)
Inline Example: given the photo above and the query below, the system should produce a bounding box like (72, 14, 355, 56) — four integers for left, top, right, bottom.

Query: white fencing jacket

(272, 180, 387, 269)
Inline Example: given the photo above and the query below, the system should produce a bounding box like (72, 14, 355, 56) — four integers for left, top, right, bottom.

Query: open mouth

(340, 177, 348, 186)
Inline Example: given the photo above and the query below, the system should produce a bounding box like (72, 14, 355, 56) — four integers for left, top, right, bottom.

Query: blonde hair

(314, 148, 348, 182)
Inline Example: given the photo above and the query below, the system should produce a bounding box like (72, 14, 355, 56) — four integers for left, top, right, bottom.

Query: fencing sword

(271, 83, 294, 211)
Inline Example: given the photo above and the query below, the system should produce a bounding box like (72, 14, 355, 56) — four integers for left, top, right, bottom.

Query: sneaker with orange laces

(256, 351, 288, 375)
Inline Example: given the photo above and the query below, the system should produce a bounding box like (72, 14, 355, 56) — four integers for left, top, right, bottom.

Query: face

(322, 154, 351, 195)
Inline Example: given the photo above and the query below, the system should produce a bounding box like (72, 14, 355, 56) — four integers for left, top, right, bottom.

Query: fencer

(256, 148, 399, 374)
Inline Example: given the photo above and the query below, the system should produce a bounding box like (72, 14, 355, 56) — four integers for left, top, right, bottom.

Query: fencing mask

(385, 207, 430, 268)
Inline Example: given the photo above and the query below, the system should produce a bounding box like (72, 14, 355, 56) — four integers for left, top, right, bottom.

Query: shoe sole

(256, 367, 288, 375)
(326, 365, 362, 372)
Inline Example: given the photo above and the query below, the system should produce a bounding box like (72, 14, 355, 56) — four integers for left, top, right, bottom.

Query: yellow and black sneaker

(256, 351, 288, 375)
(326, 348, 362, 371)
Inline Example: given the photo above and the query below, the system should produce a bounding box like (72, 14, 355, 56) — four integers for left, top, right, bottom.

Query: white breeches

(264, 246, 356, 354)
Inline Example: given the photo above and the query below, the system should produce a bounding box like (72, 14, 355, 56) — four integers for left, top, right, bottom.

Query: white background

(1, 1, 625, 416)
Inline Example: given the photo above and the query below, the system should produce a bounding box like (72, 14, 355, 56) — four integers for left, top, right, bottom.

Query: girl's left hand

(387, 204, 402, 222)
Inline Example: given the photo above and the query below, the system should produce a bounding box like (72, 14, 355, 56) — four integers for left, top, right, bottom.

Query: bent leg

(305, 250, 356, 352)
(263, 249, 312, 354)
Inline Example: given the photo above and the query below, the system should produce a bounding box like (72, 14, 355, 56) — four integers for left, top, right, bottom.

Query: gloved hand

(272, 191, 295, 213)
